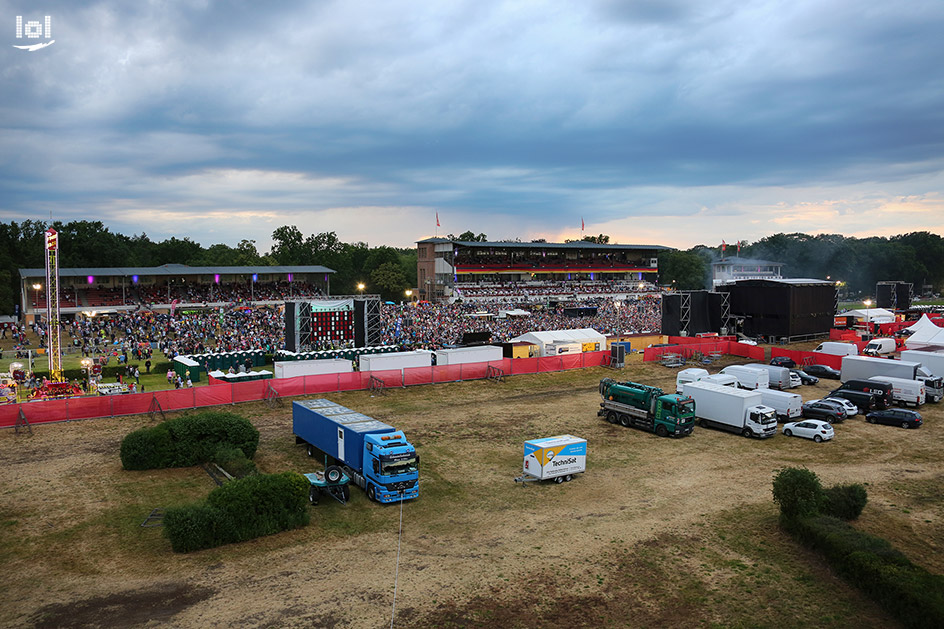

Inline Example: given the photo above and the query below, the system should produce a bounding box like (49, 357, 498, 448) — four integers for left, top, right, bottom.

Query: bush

(772, 467, 825, 521)
(120, 411, 259, 470)
(786, 515, 944, 628)
(214, 446, 257, 479)
(119, 424, 175, 470)
(163, 472, 310, 552)
(823, 484, 868, 520)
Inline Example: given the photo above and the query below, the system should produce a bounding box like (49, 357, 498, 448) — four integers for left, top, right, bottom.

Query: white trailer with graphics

(515, 435, 587, 484)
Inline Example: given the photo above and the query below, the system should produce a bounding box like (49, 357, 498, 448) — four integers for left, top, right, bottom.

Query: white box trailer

(682, 381, 778, 438)
(759, 389, 803, 421)
(274, 358, 353, 379)
(745, 363, 796, 389)
(814, 342, 859, 356)
(869, 376, 926, 407)
(358, 350, 432, 372)
(519, 435, 587, 483)
(840, 355, 942, 401)
(434, 345, 503, 366)
(720, 365, 770, 390)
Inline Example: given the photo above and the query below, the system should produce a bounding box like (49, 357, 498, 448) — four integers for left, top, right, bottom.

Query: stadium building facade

(416, 238, 669, 302)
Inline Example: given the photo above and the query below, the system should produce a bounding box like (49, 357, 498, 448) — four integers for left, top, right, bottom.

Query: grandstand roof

(19, 263, 334, 279)
(418, 238, 670, 251)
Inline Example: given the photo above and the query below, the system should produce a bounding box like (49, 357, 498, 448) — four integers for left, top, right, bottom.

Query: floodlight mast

(44, 228, 63, 382)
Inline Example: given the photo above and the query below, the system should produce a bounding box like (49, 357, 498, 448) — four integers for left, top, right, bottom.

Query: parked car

(791, 369, 819, 385)
(782, 419, 834, 442)
(804, 364, 841, 380)
(827, 389, 878, 413)
(802, 400, 846, 423)
(771, 356, 797, 368)
(824, 396, 859, 417)
(865, 408, 923, 429)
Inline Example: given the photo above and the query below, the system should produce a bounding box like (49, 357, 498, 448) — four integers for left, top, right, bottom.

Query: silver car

(783, 419, 835, 442)
(824, 396, 859, 417)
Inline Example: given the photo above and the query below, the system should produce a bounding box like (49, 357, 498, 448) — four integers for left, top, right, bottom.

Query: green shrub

(120, 411, 259, 470)
(823, 484, 868, 520)
(786, 515, 944, 628)
(772, 467, 825, 521)
(119, 424, 174, 470)
(163, 472, 310, 552)
(213, 446, 257, 479)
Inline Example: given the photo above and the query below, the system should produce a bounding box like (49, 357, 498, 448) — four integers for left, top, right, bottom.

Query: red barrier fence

(0, 352, 611, 428)
(769, 348, 844, 370)
(643, 341, 765, 362)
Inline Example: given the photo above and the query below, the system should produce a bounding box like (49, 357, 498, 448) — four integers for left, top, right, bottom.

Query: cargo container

(274, 358, 353, 379)
(292, 399, 419, 503)
(519, 435, 587, 483)
(434, 345, 503, 366)
(358, 350, 432, 372)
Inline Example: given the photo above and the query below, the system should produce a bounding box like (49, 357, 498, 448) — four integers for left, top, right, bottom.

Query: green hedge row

(784, 515, 944, 628)
(163, 472, 310, 552)
(120, 411, 259, 470)
(772, 467, 867, 521)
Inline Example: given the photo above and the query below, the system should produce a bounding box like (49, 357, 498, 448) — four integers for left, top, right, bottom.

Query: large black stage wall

(661, 291, 725, 336)
(718, 281, 835, 338)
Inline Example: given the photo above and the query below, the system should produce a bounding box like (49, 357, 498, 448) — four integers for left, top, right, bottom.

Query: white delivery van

(868, 376, 926, 407)
(814, 342, 859, 356)
(745, 363, 795, 389)
(676, 368, 710, 394)
(862, 338, 897, 357)
(720, 365, 770, 390)
(759, 389, 803, 422)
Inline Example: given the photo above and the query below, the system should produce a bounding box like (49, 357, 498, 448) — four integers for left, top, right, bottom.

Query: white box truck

(745, 363, 796, 389)
(814, 342, 859, 356)
(868, 376, 926, 407)
(434, 345, 503, 366)
(899, 350, 944, 401)
(840, 355, 942, 402)
(720, 365, 769, 390)
(682, 381, 778, 438)
(759, 389, 803, 422)
(358, 350, 432, 372)
(518, 435, 587, 484)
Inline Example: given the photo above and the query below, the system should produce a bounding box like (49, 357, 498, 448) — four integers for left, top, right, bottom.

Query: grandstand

(416, 238, 669, 302)
(18, 264, 334, 322)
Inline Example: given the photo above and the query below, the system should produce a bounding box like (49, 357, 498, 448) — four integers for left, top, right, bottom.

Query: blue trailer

(293, 399, 419, 504)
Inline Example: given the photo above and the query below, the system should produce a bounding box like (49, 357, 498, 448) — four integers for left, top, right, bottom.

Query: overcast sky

(2, 1, 943, 252)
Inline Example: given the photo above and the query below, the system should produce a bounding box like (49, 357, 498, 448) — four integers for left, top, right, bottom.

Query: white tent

(510, 328, 606, 356)
(839, 308, 897, 324)
(904, 314, 944, 348)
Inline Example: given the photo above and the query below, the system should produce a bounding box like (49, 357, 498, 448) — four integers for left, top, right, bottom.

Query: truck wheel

(325, 465, 343, 483)
(700, 418, 710, 428)
(367, 485, 377, 501)
(655, 425, 668, 438)
(309, 486, 319, 505)
(742, 428, 753, 438)
(306, 445, 315, 457)
(554, 475, 565, 484)
(619, 414, 630, 427)
(606, 411, 618, 424)
(565, 474, 573, 482)
(341, 485, 351, 502)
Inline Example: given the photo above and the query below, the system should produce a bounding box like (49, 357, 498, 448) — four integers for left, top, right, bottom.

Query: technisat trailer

(517, 435, 587, 484)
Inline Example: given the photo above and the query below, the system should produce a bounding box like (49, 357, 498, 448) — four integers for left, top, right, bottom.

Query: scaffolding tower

(44, 228, 63, 382)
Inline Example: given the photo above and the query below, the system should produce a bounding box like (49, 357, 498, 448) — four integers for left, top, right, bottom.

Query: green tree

(370, 262, 409, 301)
(269, 226, 307, 265)
(658, 250, 708, 290)
(450, 231, 488, 242)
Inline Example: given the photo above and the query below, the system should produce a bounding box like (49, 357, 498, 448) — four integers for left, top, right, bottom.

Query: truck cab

(361, 432, 419, 503)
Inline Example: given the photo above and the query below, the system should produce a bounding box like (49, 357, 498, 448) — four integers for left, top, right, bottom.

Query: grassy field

(1, 348, 941, 628)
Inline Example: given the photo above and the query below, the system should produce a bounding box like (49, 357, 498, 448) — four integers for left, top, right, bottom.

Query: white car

(824, 396, 859, 417)
(783, 419, 835, 442)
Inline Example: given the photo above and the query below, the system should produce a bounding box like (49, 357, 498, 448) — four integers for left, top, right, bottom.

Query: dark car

(828, 389, 877, 413)
(865, 408, 923, 429)
(802, 400, 845, 423)
(771, 356, 797, 368)
(791, 369, 819, 385)
(804, 364, 841, 380)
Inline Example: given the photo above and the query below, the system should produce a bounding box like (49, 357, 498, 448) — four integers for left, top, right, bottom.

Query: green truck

(598, 378, 696, 437)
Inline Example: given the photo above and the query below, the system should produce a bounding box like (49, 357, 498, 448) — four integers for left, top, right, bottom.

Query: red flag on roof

(581, 217, 585, 231)
(436, 212, 440, 227)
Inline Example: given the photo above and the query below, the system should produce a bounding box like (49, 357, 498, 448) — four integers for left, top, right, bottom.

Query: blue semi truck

(292, 399, 419, 504)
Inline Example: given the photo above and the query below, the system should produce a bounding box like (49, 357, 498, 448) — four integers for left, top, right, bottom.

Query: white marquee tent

(840, 308, 897, 324)
(904, 314, 944, 349)
(510, 328, 606, 356)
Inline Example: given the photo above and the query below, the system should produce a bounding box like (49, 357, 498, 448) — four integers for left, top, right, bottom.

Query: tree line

(1, 221, 941, 314)
(0, 221, 417, 313)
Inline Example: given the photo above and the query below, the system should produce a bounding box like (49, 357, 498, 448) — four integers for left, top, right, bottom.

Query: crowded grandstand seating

(452, 280, 657, 301)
